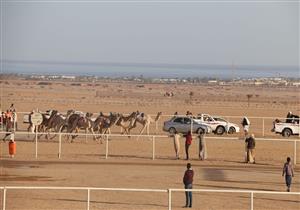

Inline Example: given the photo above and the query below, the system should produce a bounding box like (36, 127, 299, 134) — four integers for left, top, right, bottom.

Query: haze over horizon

(1, 0, 299, 77)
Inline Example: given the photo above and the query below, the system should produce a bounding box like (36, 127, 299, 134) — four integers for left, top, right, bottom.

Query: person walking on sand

(183, 163, 194, 208)
(172, 131, 181, 159)
(198, 133, 207, 160)
(245, 133, 256, 163)
(185, 131, 192, 160)
(282, 157, 294, 192)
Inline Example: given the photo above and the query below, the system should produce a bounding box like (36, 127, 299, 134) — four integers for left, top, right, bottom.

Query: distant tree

(189, 91, 194, 104)
(246, 94, 253, 107)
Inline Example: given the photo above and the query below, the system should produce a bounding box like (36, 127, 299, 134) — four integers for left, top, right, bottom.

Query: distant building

(61, 76, 76, 80)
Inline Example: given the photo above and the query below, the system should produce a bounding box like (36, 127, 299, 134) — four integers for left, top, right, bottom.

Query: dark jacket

(183, 169, 194, 185)
(245, 136, 255, 149)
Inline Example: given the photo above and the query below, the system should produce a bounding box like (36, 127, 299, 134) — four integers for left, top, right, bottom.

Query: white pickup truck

(273, 122, 300, 137)
(193, 113, 240, 135)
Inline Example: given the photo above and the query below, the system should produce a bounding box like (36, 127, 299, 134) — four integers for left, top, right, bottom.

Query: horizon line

(2, 59, 299, 70)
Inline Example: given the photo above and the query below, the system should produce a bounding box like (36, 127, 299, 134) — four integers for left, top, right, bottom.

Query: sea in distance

(2, 60, 299, 79)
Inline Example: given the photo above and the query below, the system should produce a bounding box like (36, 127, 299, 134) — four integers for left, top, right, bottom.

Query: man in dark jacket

(245, 134, 256, 163)
(183, 163, 194, 208)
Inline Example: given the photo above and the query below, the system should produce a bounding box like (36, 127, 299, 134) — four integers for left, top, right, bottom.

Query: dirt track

(0, 79, 300, 209)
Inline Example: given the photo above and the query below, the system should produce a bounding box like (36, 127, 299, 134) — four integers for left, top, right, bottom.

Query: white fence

(0, 131, 299, 164)
(1, 186, 300, 210)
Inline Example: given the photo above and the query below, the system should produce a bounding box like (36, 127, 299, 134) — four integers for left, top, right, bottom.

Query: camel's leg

(71, 127, 79, 143)
(90, 127, 97, 143)
(85, 128, 88, 144)
(27, 124, 33, 138)
(137, 124, 147, 140)
(50, 124, 60, 140)
(106, 128, 112, 140)
(98, 126, 104, 142)
(146, 124, 151, 140)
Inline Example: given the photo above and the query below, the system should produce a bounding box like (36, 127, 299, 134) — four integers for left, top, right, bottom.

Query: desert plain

(0, 78, 300, 210)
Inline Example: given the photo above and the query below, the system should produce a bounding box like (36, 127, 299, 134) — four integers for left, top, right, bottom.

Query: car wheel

(169, 127, 176, 134)
(228, 127, 236, 134)
(282, 128, 292, 137)
(197, 128, 205, 134)
(216, 126, 225, 135)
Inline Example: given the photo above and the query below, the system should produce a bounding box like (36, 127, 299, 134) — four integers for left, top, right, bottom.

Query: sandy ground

(0, 79, 300, 210)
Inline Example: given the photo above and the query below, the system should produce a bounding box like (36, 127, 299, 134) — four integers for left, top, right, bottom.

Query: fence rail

(1, 186, 299, 210)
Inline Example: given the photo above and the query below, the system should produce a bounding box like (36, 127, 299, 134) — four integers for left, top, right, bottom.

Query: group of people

(241, 116, 295, 192)
(172, 131, 207, 161)
(181, 156, 294, 209)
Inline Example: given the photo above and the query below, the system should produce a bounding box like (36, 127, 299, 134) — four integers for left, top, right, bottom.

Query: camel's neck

(154, 114, 161, 122)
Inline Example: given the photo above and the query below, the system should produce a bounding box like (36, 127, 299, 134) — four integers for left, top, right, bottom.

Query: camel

(115, 111, 138, 136)
(27, 110, 57, 139)
(44, 109, 75, 139)
(65, 112, 96, 142)
(93, 112, 121, 143)
(128, 111, 162, 140)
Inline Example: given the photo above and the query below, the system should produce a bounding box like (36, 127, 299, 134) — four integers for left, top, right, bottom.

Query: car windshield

(213, 117, 227, 122)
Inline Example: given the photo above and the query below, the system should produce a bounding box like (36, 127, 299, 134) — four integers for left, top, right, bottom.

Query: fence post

(250, 192, 254, 210)
(87, 188, 90, 210)
(35, 131, 38, 159)
(294, 140, 297, 165)
(190, 117, 193, 133)
(1, 115, 3, 131)
(58, 133, 62, 159)
(262, 118, 265, 137)
(152, 136, 155, 160)
(168, 189, 172, 210)
(105, 135, 109, 159)
(2, 187, 6, 210)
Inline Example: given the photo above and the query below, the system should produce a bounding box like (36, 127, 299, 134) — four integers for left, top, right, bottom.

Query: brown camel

(128, 111, 162, 139)
(93, 112, 121, 143)
(45, 109, 75, 139)
(115, 111, 138, 136)
(66, 112, 96, 142)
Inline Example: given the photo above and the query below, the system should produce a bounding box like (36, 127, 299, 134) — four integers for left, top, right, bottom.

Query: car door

(183, 117, 193, 132)
(173, 117, 185, 133)
(203, 114, 218, 130)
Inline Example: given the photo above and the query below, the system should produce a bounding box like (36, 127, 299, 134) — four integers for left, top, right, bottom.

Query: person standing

(286, 111, 293, 123)
(198, 133, 207, 160)
(185, 131, 192, 160)
(12, 109, 18, 131)
(245, 134, 256, 163)
(3, 110, 13, 142)
(241, 116, 250, 136)
(173, 131, 181, 159)
(282, 157, 294, 192)
(183, 163, 194, 208)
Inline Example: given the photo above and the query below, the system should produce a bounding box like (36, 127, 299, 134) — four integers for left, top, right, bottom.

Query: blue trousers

(185, 184, 192, 207)
(285, 175, 292, 188)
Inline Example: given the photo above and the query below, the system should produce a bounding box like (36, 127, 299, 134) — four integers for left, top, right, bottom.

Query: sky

(1, 0, 299, 76)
